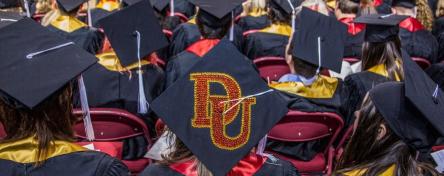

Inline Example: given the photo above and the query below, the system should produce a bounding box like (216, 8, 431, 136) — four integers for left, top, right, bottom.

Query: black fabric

(0, 11, 22, 29)
(140, 156, 300, 176)
(0, 151, 129, 176)
(266, 138, 325, 161)
(166, 51, 200, 87)
(269, 0, 302, 15)
(168, 22, 243, 58)
(237, 15, 271, 32)
(341, 71, 392, 127)
(57, 0, 87, 13)
(47, 25, 104, 54)
(426, 63, 444, 89)
(196, 9, 232, 28)
(399, 28, 439, 64)
(152, 0, 195, 17)
(354, 14, 407, 42)
(432, 17, 444, 62)
(0, 0, 18, 8)
(243, 32, 289, 60)
(89, 8, 113, 28)
(188, 0, 242, 19)
(122, 135, 148, 160)
(98, 0, 169, 66)
(0, 18, 97, 109)
(343, 30, 364, 58)
(391, 0, 415, 8)
(375, 0, 393, 14)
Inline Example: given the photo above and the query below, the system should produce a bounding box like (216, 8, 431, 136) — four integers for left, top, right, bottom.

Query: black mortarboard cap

(354, 14, 408, 42)
(369, 51, 444, 152)
(0, 18, 97, 109)
(0, 11, 22, 29)
(98, 0, 168, 66)
(151, 0, 169, 11)
(0, 0, 18, 8)
(56, 0, 87, 13)
(270, 0, 302, 15)
(151, 40, 288, 176)
(190, 0, 243, 19)
(122, 0, 142, 6)
(291, 8, 347, 73)
(392, 0, 416, 8)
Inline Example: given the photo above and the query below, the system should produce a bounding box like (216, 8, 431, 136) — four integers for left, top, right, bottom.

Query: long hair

(337, 0, 360, 14)
(416, 0, 434, 31)
(361, 37, 404, 81)
(161, 130, 214, 176)
(267, 0, 292, 24)
(437, 0, 444, 17)
(195, 10, 231, 39)
(0, 84, 77, 165)
(335, 95, 439, 176)
(244, 0, 267, 14)
(295, 0, 330, 16)
(359, 0, 378, 15)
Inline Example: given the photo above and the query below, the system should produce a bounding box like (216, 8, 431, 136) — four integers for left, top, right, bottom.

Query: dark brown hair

(287, 39, 318, 78)
(195, 10, 231, 39)
(361, 37, 404, 81)
(335, 94, 439, 176)
(338, 0, 360, 14)
(0, 84, 77, 165)
(267, 0, 292, 24)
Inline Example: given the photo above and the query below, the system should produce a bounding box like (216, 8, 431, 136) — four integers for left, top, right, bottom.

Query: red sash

(185, 39, 221, 57)
(399, 17, 424, 32)
(339, 17, 366, 35)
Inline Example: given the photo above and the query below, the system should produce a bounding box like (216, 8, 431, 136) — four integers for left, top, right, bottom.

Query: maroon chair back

(0, 123, 6, 139)
(334, 125, 354, 161)
(412, 57, 431, 70)
(343, 57, 360, 65)
(433, 145, 444, 152)
(155, 119, 165, 137)
(163, 29, 173, 39)
(253, 57, 291, 82)
(267, 111, 344, 175)
(73, 108, 152, 175)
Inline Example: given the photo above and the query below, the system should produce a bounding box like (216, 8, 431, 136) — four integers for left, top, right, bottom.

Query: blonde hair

(416, 0, 434, 30)
(295, 0, 330, 16)
(35, 0, 52, 14)
(243, 0, 267, 15)
(437, 0, 444, 17)
(41, 9, 60, 26)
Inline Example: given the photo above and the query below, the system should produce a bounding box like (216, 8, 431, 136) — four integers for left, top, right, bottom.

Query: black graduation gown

(0, 152, 129, 176)
(432, 17, 444, 62)
(171, 0, 196, 18)
(339, 17, 365, 58)
(166, 50, 200, 87)
(266, 76, 344, 161)
(398, 17, 439, 63)
(242, 24, 291, 60)
(47, 25, 104, 55)
(374, 0, 392, 14)
(341, 71, 393, 126)
(426, 63, 444, 88)
(237, 15, 271, 32)
(168, 21, 243, 58)
(140, 156, 299, 176)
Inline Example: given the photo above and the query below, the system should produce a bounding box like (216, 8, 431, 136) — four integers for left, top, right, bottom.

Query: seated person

(86, 0, 120, 27)
(426, 63, 444, 88)
(42, 0, 104, 54)
(166, 2, 235, 87)
(432, 0, 444, 62)
(267, 8, 346, 161)
(0, 19, 128, 176)
(336, 74, 443, 175)
(237, 0, 270, 32)
(151, 0, 195, 31)
(335, 0, 365, 59)
(242, 0, 298, 59)
(392, 0, 439, 63)
(342, 14, 406, 127)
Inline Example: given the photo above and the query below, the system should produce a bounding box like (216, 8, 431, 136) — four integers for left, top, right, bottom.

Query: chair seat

(123, 158, 150, 174)
(269, 151, 326, 173)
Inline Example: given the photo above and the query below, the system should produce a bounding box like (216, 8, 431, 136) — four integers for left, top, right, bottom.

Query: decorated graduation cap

(151, 40, 289, 176)
(98, 0, 168, 114)
(56, 0, 87, 13)
(0, 18, 96, 140)
(354, 14, 408, 42)
(0, 11, 22, 29)
(291, 7, 347, 73)
(369, 51, 444, 152)
(190, 0, 243, 41)
(392, 0, 415, 8)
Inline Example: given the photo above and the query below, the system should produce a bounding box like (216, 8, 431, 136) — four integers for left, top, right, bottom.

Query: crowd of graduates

(1, 0, 444, 175)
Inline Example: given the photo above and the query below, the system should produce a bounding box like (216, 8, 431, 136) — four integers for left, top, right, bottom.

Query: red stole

(185, 39, 221, 57)
(169, 153, 267, 176)
(374, 0, 383, 7)
(339, 17, 366, 35)
(399, 17, 424, 32)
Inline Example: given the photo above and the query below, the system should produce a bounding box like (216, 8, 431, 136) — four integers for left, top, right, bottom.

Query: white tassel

(87, 0, 92, 27)
(219, 89, 274, 115)
(229, 11, 234, 41)
(256, 134, 268, 156)
(169, 0, 175, 17)
(134, 31, 149, 114)
(23, 0, 31, 18)
(78, 75, 95, 141)
(286, 0, 296, 32)
(316, 37, 322, 74)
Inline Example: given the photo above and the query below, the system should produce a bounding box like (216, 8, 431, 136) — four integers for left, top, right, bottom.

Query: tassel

(134, 31, 149, 114)
(256, 134, 268, 156)
(23, 0, 31, 18)
(229, 11, 234, 41)
(78, 75, 95, 141)
(87, 0, 92, 27)
(316, 37, 322, 75)
(286, 0, 296, 32)
(169, 0, 175, 17)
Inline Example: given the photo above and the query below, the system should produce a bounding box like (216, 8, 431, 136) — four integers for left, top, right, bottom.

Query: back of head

(361, 37, 404, 81)
(415, 0, 434, 30)
(267, 0, 291, 24)
(245, 0, 267, 14)
(297, 0, 330, 15)
(286, 38, 318, 78)
(336, 95, 439, 176)
(196, 9, 232, 39)
(337, 0, 360, 14)
(0, 84, 76, 163)
(437, 0, 444, 17)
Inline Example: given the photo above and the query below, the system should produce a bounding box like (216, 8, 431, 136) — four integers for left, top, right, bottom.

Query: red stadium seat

(73, 108, 152, 175)
(0, 123, 6, 139)
(155, 119, 166, 137)
(343, 58, 360, 65)
(163, 29, 173, 39)
(266, 111, 344, 176)
(253, 57, 291, 82)
(32, 14, 46, 23)
(412, 57, 431, 70)
(334, 125, 354, 161)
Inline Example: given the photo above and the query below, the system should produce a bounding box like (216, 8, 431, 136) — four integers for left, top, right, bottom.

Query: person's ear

(391, 8, 397, 14)
(376, 123, 387, 140)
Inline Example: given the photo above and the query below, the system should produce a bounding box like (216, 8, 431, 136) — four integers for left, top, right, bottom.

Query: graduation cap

(151, 0, 169, 11)
(392, 0, 415, 8)
(98, 0, 168, 114)
(0, 0, 19, 8)
(122, 0, 142, 6)
(354, 14, 408, 42)
(0, 18, 97, 140)
(291, 7, 347, 73)
(270, 0, 303, 15)
(0, 11, 22, 29)
(56, 0, 87, 13)
(151, 40, 288, 176)
(369, 51, 444, 152)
